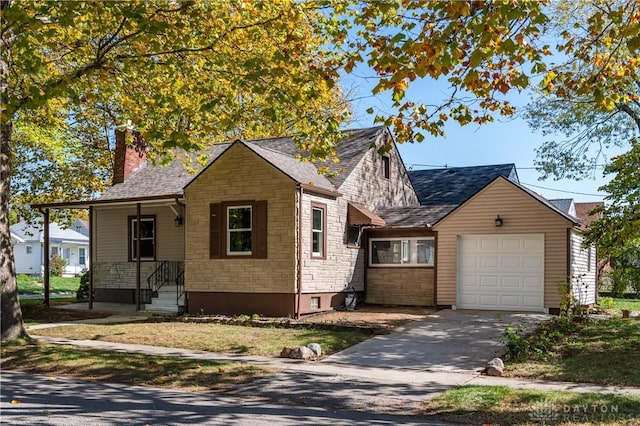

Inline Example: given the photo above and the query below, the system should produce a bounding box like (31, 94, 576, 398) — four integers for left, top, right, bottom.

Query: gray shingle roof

(375, 205, 457, 227)
(98, 127, 385, 201)
(243, 142, 335, 192)
(549, 199, 574, 214)
(409, 164, 518, 205)
(10, 221, 89, 244)
(99, 144, 231, 201)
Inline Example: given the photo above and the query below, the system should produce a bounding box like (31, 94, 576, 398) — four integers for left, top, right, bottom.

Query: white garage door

(457, 234, 544, 312)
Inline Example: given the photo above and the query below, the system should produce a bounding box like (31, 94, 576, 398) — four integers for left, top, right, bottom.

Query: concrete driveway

(325, 309, 549, 372)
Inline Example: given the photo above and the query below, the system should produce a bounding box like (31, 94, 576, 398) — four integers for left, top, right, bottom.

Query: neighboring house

(10, 220, 90, 277)
(71, 219, 90, 237)
(549, 199, 598, 305)
(32, 126, 597, 315)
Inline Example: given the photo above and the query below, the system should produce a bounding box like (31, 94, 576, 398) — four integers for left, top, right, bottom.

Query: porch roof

(375, 205, 457, 228)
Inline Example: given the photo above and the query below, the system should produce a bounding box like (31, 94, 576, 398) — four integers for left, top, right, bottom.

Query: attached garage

(433, 176, 585, 313)
(457, 234, 544, 312)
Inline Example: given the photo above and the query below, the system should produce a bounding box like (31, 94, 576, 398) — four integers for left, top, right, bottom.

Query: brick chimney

(113, 129, 147, 185)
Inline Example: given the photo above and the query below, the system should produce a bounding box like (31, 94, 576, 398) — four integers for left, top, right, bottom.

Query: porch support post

(43, 208, 50, 308)
(88, 206, 93, 310)
(136, 202, 141, 311)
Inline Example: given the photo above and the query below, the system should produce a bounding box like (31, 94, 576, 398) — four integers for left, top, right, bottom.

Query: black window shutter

(210, 203, 222, 259)
(253, 200, 268, 259)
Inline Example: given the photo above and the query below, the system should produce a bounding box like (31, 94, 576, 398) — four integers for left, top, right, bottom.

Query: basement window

(310, 297, 320, 310)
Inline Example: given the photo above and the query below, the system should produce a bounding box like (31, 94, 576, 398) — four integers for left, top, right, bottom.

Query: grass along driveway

(31, 322, 376, 357)
(1, 339, 271, 392)
(423, 386, 640, 425)
(504, 317, 640, 387)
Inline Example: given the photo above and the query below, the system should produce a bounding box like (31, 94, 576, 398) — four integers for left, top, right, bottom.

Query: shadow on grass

(1, 340, 270, 392)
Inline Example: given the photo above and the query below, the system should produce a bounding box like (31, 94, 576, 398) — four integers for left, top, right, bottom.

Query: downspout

(89, 206, 93, 310)
(39, 208, 50, 308)
(296, 185, 303, 319)
(175, 197, 186, 310)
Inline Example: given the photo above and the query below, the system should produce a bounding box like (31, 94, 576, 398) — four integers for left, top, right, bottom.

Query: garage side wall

(569, 230, 597, 305)
(434, 179, 573, 310)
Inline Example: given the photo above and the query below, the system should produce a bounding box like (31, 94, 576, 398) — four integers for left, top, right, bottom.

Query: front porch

(93, 260, 185, 314)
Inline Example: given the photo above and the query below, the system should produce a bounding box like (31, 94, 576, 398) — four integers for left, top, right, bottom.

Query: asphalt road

(0, 371, 448, 425)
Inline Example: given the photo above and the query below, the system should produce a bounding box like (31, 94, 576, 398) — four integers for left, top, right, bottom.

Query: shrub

(76, 269, 90, 301)
(502, 319, 574, 362)
(599, 297, 614, 310)
(609, 269, 629, 298)
(50, 255, 66, 277)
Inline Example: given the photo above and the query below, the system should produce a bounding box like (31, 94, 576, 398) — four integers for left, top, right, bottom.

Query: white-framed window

(227, 205, 252, 255)
(370, 237, 435, 267)
(311, 203, 326, 258)
(25, 245, 33, 255)
(130, 216, 155, 261)
(78, 247, 86, 266)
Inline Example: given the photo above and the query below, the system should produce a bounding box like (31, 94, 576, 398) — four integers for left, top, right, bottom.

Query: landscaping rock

(306, 343, 322, 357)
(486, 365, 504, 376)
(487, 357, 504, 369)
(486, 357, 504, 376)
(280, 347, 293, 358)
(290, 346, 315, 360)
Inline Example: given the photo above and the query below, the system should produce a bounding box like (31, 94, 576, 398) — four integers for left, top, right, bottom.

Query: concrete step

(144, 304, 180, 315)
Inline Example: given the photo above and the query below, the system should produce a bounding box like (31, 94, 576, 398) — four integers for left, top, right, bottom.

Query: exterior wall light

(495, 215, 503, 227)
(175, 216, 183, 227)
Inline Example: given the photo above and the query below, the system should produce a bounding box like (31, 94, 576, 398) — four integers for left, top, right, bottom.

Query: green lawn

(609, 298, 640, 314)
(423, 385, 640, 425)
(17, 275, 80, 295)
(31, 321, 376, 357)
(1, 339, 271, 392)
(506, 318, 640, 386)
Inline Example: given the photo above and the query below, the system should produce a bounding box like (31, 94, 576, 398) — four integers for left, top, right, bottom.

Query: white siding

(569, 230, 597, 305)
(13, 240, 42, 275)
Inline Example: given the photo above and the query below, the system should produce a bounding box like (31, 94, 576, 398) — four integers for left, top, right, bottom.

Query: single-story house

(31, 126, 597, 314)
(10, 220, 90, 276)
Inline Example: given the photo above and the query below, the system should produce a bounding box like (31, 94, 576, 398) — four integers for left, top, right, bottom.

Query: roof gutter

(299, 184, 341, 199)
(31, 194, 184, 210)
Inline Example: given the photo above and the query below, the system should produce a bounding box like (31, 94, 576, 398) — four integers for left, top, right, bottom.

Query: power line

(520, 181, 606, 197)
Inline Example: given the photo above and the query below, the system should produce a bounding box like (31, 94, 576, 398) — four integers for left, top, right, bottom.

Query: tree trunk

(1, 0, 26, 342)
(0, 123, 25, 342)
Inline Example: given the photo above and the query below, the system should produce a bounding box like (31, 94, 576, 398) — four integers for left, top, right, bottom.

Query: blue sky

(343, 70, 619, 204)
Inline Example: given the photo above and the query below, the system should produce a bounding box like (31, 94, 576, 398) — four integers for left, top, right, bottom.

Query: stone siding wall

(184, 143, 297, 294)
(92, 261, 161, 289)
